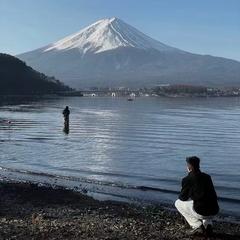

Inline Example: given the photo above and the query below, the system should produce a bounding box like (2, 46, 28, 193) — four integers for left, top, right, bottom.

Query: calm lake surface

(0, 97, 240, 216)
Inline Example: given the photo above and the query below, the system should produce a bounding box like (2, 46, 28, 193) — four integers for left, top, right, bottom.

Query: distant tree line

(153, 84, 208, 95)
(0, 53, 72, 95)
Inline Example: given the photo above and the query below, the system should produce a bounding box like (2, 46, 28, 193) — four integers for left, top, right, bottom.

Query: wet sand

(0, 181, 239, 240)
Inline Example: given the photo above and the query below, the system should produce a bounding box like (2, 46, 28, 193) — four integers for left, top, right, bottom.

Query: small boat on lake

(127, 92, 136, 101)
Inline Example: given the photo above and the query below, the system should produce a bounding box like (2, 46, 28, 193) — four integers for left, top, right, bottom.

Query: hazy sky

(0, 0, 240, 61)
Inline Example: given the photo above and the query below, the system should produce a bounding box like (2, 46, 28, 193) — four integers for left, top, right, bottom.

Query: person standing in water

(175, 156, 219, 236)
(62, 106, 70, 134)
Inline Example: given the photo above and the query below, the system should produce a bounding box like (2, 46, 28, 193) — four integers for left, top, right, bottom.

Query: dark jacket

(63, 108, 70, 119)
(179, 170, 219, 216)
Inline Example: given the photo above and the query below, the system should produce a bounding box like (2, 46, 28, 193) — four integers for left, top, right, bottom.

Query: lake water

(0, 97, 240, 217)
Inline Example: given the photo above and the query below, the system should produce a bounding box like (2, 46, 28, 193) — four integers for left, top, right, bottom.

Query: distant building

(155, 84, 170, 87)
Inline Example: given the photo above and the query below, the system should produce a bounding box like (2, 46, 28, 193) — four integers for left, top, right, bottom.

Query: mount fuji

(18, 17, 240, 88)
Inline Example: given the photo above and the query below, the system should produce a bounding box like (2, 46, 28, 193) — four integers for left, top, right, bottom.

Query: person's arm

(179, 177, 191, 201)
(208, 176, 218, 199)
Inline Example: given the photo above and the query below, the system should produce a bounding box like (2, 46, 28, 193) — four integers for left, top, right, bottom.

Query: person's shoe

(205, 224, 213, 237)
(186, 225, 204, 236)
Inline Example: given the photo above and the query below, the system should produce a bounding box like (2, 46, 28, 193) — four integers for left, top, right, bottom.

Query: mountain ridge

(0, 53, 71, 95)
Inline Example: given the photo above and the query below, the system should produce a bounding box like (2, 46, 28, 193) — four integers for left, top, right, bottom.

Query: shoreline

(1, 167, 240, 221)
(0, 181, 239, 239)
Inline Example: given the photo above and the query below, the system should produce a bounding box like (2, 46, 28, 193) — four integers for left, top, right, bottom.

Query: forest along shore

(0, 181, 239, 240)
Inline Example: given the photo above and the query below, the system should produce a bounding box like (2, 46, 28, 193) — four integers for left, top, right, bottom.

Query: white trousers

(175, 199, 213, 229)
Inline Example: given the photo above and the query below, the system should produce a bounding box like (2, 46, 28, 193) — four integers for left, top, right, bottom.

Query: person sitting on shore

(175, 156, 219, 236)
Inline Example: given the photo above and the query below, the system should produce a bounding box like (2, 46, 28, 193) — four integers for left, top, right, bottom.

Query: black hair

(186, 156, 200, 170)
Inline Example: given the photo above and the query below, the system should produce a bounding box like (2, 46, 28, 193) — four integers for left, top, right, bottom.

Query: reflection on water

(0, 97, 240, 215)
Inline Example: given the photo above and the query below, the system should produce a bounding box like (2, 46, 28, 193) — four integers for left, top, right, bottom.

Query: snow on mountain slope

(18, 17, 240, 88)
(43, 17, 180, 54)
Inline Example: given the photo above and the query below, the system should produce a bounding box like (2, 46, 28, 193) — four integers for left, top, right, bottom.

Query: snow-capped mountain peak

(44, 17, 178, 54)
(18, 17, 240, 89)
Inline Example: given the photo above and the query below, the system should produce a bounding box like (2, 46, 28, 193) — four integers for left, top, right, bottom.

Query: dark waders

(63, 115, 69, 134)
(63, 107, 70, 134)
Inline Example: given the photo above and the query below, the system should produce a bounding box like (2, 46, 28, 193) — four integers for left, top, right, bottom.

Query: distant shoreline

(1, 93, 240, 110)
(1, 93, 240, 99)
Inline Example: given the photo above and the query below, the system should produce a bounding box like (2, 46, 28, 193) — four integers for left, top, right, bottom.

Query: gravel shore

(0, 181, 239, 240)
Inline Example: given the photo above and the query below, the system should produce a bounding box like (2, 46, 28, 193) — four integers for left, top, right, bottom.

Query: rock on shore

(0, 181, 239, 240)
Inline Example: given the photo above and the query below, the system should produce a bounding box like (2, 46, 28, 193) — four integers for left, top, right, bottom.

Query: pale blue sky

(0, 0, 240, 60)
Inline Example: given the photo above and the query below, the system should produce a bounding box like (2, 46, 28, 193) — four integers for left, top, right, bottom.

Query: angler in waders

(63, 106, 70, 134)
